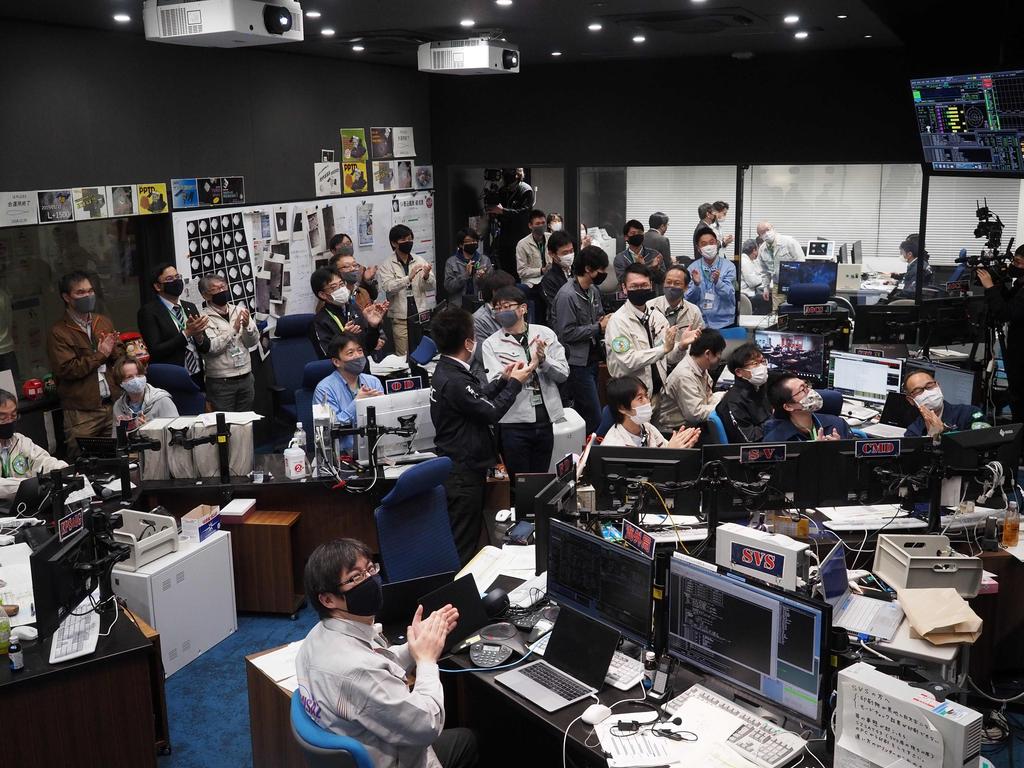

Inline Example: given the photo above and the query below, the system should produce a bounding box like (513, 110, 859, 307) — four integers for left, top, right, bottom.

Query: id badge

(529, 386, 543, 407)
(230, 344, 246, 367)
(703, 293, 715, 310)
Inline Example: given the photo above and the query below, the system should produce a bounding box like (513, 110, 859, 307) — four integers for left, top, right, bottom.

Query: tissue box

(182, 504, 221, 542)
(219, 498, 256, 525)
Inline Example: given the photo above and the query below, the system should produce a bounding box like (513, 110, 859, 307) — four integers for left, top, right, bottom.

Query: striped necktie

(173, 304, 200, 375)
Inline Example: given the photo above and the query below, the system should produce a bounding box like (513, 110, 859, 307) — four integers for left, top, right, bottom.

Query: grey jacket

(443, 252, 492, 300)
(111, 384, 179, 436)
(481, 323, 568, 424)
(552, 278, 604, 366)
(644, 228, 672, 264)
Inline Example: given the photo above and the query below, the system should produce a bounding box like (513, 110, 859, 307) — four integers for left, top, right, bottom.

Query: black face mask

(463, 243, 478, 255)
(340, 574, 383, 617)
(340, 271, 361, 285)
(337, 245, 355, 257)
(627, 288, 656, 307)
(1009, 265, 1024, 278)
(210, 290, 230, 307)
(592, 271, 608, 284)
(162, 278, 185, 297)
(0, 421, 15, 440)
(627, 234, 645, 248)
(397, 241, 414, 255)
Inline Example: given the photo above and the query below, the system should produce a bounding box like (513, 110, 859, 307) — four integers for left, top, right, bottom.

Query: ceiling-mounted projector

(418, 38, 520, 75)
(143, 0, 304, 47)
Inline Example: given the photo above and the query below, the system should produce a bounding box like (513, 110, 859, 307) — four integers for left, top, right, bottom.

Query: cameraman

(978, 243, 1024, 423)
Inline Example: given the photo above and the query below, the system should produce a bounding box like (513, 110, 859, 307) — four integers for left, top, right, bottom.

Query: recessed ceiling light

(460, 18, 475, 27)
(551, 51, 562, 56)
(732, 51, 755, 60)
(794, 30, 808, 39)
(304, 10, 321, 18)
(321, 27, 335, 36)
(352, 44, 365, 51)
(113, 13, 131, 22)
(632, 34, 646, 43)
(588, 22, 603, 31)
(496, 0, 513, 5)
(783, 14, 800, 24)
(863, 34, 872, 38)
(837, 14, 848, 19)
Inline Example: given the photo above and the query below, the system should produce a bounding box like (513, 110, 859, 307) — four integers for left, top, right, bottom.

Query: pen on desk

(31, 602, 34, 616)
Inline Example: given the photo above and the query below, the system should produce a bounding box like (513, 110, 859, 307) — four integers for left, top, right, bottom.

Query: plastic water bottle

(1003, 501, 1020, 548)
(9, 638, 23, 671)
(294, 422, 307, 453)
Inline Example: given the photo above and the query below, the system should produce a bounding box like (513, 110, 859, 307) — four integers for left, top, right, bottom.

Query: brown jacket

(47, 311, 125, 410)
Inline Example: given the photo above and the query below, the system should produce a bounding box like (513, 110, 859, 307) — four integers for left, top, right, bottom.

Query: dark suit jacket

(137, 298, 211, 370)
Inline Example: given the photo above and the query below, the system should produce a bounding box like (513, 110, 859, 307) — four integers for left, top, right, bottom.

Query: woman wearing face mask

(686, 227, 737, 330)
(716, 343, 773, 443)
(601, 376, 701, 449)
(762, 374, 853, 442)
(902, 371, 987, 438)
(110, 356, 179, 436)
(546, 212, 563, 233)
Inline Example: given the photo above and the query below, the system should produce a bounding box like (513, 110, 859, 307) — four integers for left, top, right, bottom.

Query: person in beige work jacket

(377, 224, 436, 356)
(198, 274, 260, 411)
(655, 327, 727, 437)
(604, 263, 699, 411)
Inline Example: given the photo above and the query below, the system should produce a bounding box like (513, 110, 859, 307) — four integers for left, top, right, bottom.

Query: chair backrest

(596, 405, 615, 438)
(295, 359, 337, 450)
(290, 690, 374, 768)
(706, 409, 729, 444)
(409, 335, 437, 366)
(737, 294, 753, 316)
(819, 388, 844, 417)
(786, 283, 830, 308)
(145, 363, 206, 415)
(719, 326, 748, 342)
(374, 457, 460, 582)
(271, 314, 317, 407)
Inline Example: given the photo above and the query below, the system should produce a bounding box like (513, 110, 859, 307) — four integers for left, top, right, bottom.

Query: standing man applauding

(138, 262, 210, 389)
(198, 274, 260, 412)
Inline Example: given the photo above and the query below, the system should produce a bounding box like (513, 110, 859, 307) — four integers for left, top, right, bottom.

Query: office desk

(0, 609, 158, 767)
(967, 548, 1024, 681)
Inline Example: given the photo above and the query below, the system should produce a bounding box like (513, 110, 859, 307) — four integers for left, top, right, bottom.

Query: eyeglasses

(907, 380, 939, 399)
(493, 302, 522, 311)
(336, 562, 379, 591)
(791, 382, 811, 401)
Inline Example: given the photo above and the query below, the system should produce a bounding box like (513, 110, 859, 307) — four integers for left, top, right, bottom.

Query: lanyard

(327, 305, 351, 334)
(167, 303, 186, 331)
(512, 325, 532, 363)
(699, 258, 719, 285)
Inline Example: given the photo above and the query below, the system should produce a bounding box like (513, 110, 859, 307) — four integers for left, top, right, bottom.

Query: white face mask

(797, 389, 823, 413)
(745, 364, 768, 388)
(700, 244, 718, 260)
(330, 286, 351, 305)
(550, 222, 562, 232)
(628, 403, 653, 425)
(761, 229, 776, 244)
(559, 252, 575, 269)
(914, 387, 944, 412)
(122, 376, 147, 396)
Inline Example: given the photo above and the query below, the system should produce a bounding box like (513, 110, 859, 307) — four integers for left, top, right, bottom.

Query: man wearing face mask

(471, 270, 516, 383)
(655, 328, 727, 436)
(515, 209, 550, 288)
(711, 202, 735, 253)
(328, 233, 378, 305)
(540, 231, 576, 326)
(614, 219, 665, 287)
(377, 225, 436, 356)
(137, 263, 210, 389)
(645, 212, 673, 266)
(481, 286, 568, 484)
(198, 274, 260, 412)
(314, 334, 385, 453)
(0, 389, 67, 504)
(48, 271, 126, 457)
(763, 374, 853, 442)
(486, 167, 535, 279)
(978, 244, 1024, 423)
(443, 228, 492, 308)
(296, 538, 478, 768)
(430, 307, 538, 564)
(687, 227, 737, 329)
(740, 239, 772, 314)
(889, 239, 932, 300)
(647, 265, 705, 335)
(692, 203, 717, 261)
(756, 221, 804, 307)
(716, 343, 772, 443)
(310, 267, 387, 361)
(903, 371, 986, 438)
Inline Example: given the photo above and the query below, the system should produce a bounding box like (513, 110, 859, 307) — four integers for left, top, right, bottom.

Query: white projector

(144, 0, 303, 47)
(417, 38, 520, 75)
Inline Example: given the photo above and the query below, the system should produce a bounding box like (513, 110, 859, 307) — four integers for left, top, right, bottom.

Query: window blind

(924, 177, 1022, 266)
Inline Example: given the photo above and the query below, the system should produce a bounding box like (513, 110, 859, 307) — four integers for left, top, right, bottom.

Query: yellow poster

(343, 162, 369, 195)
(138, 183, 169, 214)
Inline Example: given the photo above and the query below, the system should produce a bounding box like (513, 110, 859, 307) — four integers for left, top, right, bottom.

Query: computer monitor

(700, 442, 811, 524)
(837, 243, 849, 264)
(852, 304, 919, 344)
(586, 445, 703, 517)
(547, 519, 654, 646)
(754, 330, 826, 382)
(799, 438, 935, 508)
(942, 424, 1023, 497)
(534, 476, 577, 576)
(827, 351, 904, 405)
(917, 296, 986, 348)
(903, 361, 978, 407)
(666, 553, 830, 727)
(30, 528, 94, 639)
(911, 69, 1024, 174)
(777, 261, 838, 294)
(851, 241, 863, 264)
(355, 388, 435, 459)
(806, 240, 835, 260)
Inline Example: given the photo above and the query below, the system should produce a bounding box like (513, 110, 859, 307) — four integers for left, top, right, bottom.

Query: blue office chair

(374, 457, 460, 583)
(295, 360, 336, 451)
(290, 690, 374, 768)
(269, 313, 317, 428)
(145, 363, 206, 415)
(596, 406, 615, 439)
(706, 410, 729, 444)
(719, 326, 748, 342)
(409, 335, 438, 366)
(819, 388, 844, 417)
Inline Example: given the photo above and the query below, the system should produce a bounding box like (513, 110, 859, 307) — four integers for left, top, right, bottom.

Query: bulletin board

(171, 189, 435, 325)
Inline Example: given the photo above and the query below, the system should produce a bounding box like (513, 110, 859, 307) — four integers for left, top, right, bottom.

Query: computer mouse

(12, 625, 38, 642)
(582, 704, 612, 725)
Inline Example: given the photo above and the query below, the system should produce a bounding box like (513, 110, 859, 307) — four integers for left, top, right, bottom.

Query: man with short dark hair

(328, 235, 379, 304)
(296, 538, 478, 768)
(443, 228, 491, 307)
(716, 343, 772, 442)
(314, 333, 385, 453)
(693, 203, 716, 260)
(655, 328, 726, 433)
(762, 374, 853, 442)
(687, 227, 737, 329)
(902, 370, 985, 438)
(471, 270, 516, 382)
(540, 230, 575, 326)
(0, 388, 67, 503)
(515, 209, 549, 287)
(645, 212, 672, 265)
(198, 273, 259, 411)
(309, 267, 386, 360)
(711, 201, 734, 251)
(486, 167, 534, 279)
(647, 264, 705, 334)
(377, 225, 436, 356)
(430, 306, 537, 563)
(614, 219, 664, 286)
(137, 262, 210, 388)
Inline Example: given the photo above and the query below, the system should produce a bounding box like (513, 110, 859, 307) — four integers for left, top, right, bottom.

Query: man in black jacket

(308, 267, 387, 360)
(716, 342, 772, 443)
(429, 306, 537, 564)
(137, 262, 210, 389)
(979, 246, 1024, 423)
(485, 167, 534, 279)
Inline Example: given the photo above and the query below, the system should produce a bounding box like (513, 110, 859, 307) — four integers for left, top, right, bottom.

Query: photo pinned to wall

(171, 178, 199, 209)
(370, 127, 394, 160)
(291, 210, 304, 242)
(321, 149, 335, 163)
(322, 204, 336, 244)
(357, 202, 374, 247)
(198, 178, 222, 206)
(72, 187, 109, 220)
(273, 206, 290, 240)
(37, 189, 75, 223)
(392, 127, 416, 157)
(183, 210, 257, 313)
(106, 185, 137, 217)
(270, 242, 290, 261)
(373, 161, 396, 192)
(396, 160, 413, 190)
(247, 209, 272, 240)
(258, 326, 273, 361)
(221, 177, 245, 205)
(342, 128, 368, 160)
(138, 183, 168, 214)
(413, 164, 434, 190)
(255, 274, 271, 315)
(0, 191, 39, 227)
(343, 162, 369, 194)
(306, 207, 324, 253)
(314, 162, 341, 197)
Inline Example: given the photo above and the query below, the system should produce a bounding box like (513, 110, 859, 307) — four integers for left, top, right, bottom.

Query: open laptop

(417, 574, 491, 655)
(836, 264, 863, 292)
(379, 571, 455, 629)
(818, 542, 903, 641)
(495, 605, 619, 712)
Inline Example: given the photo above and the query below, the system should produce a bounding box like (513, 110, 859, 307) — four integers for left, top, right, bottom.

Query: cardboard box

(182, 504, 221, 542)
(219, 498, 256, 525)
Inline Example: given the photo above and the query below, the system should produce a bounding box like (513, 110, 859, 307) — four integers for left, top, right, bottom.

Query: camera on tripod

(973, 198, 1005, 251)
(956, 199, 1015, 277)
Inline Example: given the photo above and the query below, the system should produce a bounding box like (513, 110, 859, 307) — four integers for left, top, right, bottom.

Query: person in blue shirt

(313, 333, 385, 453)
(903, 370, 986, 438)
(686, 226, 736, 329)
(762, 373, 853, 442)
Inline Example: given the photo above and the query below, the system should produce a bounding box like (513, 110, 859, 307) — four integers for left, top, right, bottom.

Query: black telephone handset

(649, 657, 672, 703)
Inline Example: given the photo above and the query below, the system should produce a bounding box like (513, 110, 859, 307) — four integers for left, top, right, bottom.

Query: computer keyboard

(823, 516, 927, 532)
(520, 662, 591, 701)
(942, 507, 1005, 530)
(49, 597, 101, 664)
(530, 632, 645, 691)
(665, 685, 807, 768)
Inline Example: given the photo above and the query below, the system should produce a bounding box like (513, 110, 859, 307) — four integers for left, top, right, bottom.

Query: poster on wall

(183, 211, 257, 312)
(0, 191, 39, 227)
(314, 162, 341, 197)
(341, 128, 368, 160)
(392, 127, 416, 157)
(357, 202, 374, 247)
(343, 162, 369, 194)
(171, 178, 199, 209)
(373, 161, 396, 192)
(72, 187, 109, 220)
(198, 178, 222, 206)
(413, 164, 433, 190)
(273, 206, 290, 240)
(306, 207, 324, 253)
(221, 177, 245, 205)
(108, 185, 138, 216)
(370, 127, 394, 160)
(138, 183, 169, 214)
(37, 189, 74, 223)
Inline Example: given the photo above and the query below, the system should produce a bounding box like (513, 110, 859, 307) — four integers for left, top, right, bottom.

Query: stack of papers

(457, 545, 537, 593)
(0, 542, 35, 627)
(197, 411, 264, 427)
(250, 640, 303, 693)
(369, 355, 411, 376)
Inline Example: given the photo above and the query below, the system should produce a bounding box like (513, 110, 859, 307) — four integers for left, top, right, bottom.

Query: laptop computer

(495, 605, 619, 712)
(379, 571, 455, 629)
(818, 542, 903, 641)
(836, 264, 862, 292)
(417, 574, 491, 655)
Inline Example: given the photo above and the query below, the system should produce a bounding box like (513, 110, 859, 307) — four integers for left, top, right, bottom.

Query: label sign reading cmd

(855, 439, 901, 458)
(731, 543, 785, 578)
(739, 444, 788, 463)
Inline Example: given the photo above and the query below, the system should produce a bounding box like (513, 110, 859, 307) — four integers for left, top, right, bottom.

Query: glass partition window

(924, 176, 1023, 265)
